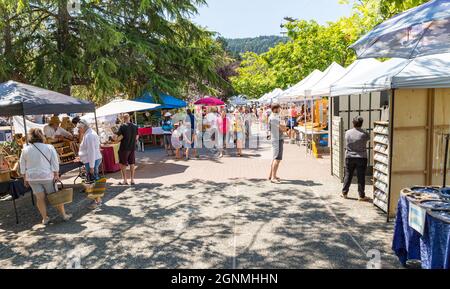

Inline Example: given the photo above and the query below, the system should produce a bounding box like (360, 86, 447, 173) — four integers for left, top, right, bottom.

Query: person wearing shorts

(20, 128, 72, 225)
(162, 112, 174, 156)
(268, 104, 287, 184)
(116, 114, 139, 186)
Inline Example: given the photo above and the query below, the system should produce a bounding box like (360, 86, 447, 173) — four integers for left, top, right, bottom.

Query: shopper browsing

(342, 116, 371, 202)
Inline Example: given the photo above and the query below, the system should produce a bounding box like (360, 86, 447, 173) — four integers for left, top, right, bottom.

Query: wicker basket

(0, 170, 11, 182)
(47, 182, 73, 206)
(85, 178, 107, 200)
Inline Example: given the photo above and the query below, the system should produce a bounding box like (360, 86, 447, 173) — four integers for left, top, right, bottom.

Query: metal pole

(22, 111, 28, 145)
(443, 134, 449, 188)
(93, 109, 99, 134)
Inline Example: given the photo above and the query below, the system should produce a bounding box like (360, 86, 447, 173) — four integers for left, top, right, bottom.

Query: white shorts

(28, 181, 56, 195)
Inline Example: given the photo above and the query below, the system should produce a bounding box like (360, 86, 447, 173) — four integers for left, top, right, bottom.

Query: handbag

(47, 180, 73, 206)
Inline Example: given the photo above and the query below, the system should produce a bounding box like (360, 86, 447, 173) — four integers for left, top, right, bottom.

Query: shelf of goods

(373, 121, 390, 213)
(50, 141, 76, 165)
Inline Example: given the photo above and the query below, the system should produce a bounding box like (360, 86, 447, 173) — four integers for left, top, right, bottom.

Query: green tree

(0, 0, 229, 103)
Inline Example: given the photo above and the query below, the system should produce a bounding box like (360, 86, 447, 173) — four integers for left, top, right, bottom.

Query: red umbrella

(194, 97, 225, 106)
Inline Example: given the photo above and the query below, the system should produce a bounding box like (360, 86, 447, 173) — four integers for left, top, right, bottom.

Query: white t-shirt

(43, 125, 72, 139)
(20, 143, 59, 181)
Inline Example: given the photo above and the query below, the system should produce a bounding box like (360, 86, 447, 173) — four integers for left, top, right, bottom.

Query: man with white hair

(77, 119, 103, 209)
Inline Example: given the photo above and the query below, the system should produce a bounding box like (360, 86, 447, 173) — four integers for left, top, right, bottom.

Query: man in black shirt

(116, 113, 139, 186)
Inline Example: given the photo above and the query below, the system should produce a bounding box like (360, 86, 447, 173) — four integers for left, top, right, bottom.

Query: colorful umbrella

(351, 0, 450, 59)
(194, 97, 225, 106)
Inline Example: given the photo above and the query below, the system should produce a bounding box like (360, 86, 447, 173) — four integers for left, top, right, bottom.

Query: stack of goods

(402, 187, 450, 222)
(50, 141, 76, 165)
(98, 122, 119, 144)
(0, 141, 22, 181)
(373, 121, 390, 213)
(60, 117, 75, 134)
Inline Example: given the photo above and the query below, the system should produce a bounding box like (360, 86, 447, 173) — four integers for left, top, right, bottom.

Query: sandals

(63, 214, 72, 222)
(42, 217, 51, 226)
(118, 182, 129, 186)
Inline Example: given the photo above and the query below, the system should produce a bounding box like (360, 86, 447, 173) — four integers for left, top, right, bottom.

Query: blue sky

(192, 0, 355, 38)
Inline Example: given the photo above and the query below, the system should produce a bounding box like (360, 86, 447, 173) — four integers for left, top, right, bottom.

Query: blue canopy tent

(135, 92, 187, 110)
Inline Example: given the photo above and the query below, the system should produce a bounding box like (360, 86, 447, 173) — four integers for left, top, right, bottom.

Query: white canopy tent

(83, 98, 160, 120)
(309, 62, 347, 97)
(229, 95, 249, 106)
(260, 88, 283, 104)
(392, 53, 450, 89)
(330, 58, 410, 97)
(277, 70, 324, 103)
(277, 69, 323, 102)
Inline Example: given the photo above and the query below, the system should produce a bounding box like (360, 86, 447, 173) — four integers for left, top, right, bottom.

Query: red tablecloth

(138, 127, 152, 136)
(101, 145, 121, 173)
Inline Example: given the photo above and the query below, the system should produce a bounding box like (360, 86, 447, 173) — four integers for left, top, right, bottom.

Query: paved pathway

(0, 139, 400, 268)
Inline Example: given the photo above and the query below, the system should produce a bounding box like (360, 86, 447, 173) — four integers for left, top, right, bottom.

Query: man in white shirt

(43, 116, 73, 140)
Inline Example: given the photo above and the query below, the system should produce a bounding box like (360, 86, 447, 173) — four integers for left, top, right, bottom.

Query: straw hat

(49, 116, 61, 126)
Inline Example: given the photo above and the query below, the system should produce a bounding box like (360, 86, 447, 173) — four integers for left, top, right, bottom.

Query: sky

(192, 0, 355, 38)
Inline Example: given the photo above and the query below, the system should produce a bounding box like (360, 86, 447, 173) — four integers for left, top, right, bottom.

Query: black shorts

(119, 150, 136, 166)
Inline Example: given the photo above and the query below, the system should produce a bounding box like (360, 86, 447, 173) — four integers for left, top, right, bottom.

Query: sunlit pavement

(0, 139, 401, 269)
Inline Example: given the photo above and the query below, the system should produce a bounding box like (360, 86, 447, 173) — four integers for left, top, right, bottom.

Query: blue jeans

(85, 159, 102, 182)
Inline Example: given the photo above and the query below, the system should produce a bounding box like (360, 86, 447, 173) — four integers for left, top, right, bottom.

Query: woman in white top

(76, 119, 103, 209)
(20, 128, 72, 225)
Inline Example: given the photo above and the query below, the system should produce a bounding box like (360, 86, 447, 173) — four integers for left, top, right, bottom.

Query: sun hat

(164, 112, 172, 117)
(49, 116, 61, 125)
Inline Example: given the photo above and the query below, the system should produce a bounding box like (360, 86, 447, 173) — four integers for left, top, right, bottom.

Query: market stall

(135, 92, 187, 110)
(0, 80, 96, 223)
(331, 53, 450, 220)
(277, 64, 345, 158)
(329, 58, 396, 182)
(83, 98, 160, 155)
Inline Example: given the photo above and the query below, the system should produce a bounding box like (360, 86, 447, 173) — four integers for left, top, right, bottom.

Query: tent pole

(22, 111, 28, 145)
(94, 109, 99, 134)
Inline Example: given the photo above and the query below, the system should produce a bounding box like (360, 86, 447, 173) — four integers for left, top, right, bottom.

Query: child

(171, 123, 183, 160)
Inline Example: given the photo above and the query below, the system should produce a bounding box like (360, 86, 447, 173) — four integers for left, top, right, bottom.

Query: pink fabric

(194, 97, 225, 106)
(138, 127, 152, 136)
(101, 146, 121, 173)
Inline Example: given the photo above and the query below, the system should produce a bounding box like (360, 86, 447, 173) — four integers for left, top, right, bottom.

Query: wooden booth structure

(331, 54, 450, 220)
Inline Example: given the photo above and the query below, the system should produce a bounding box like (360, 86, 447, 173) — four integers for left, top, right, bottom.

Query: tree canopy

(232, 0, 430, 99)
(0, 0, 232, 103)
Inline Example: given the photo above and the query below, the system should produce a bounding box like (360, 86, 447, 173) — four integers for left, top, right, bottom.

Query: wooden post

(386, 89, 395, 223)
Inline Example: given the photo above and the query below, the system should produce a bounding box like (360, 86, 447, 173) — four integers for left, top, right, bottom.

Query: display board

(373, 121, 390, 213)
(332, 116, 344, 182)
(331, 91, 387, 180)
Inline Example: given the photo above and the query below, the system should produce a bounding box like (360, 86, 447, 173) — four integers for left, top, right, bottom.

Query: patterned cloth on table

(392, 194, 450, 269)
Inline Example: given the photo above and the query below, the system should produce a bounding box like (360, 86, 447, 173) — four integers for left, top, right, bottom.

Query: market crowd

(14, 101, 370, 226)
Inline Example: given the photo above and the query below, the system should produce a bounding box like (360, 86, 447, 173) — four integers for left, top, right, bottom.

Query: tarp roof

(83, 98, 160, 119)
(392, 53, 450, 88)
(278, 70, 324, 102)
(135, 92, 187, 110)
(0, 81, 95, 117)
(277, 69, 322, 101)
(330, 58, 409, 96)
(309, 62, 346, 97)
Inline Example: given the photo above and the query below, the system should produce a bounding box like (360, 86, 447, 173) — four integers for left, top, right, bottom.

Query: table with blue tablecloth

(392, 194, 450, 269)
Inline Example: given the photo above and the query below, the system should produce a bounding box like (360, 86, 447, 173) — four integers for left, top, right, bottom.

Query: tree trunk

(57, 0, 71, 95)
